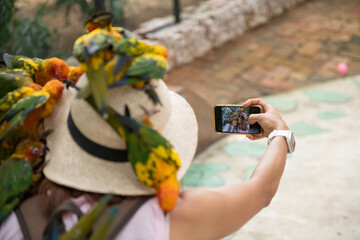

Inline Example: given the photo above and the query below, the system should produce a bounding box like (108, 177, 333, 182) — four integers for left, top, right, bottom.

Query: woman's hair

(36, 178, 126, 217)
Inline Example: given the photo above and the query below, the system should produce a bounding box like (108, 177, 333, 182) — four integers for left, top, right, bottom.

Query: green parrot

(0, 80, 64, 142)
(3, 53, 70, 86)
(60, 194, 113, 240)
(112, 38, 168, 77)
(0, 69, 35, 98)
(0, 139, 46, 223)
(73, 28, 115, 118)
(109, 53, 168, 105)
(104, 105, 181, 212)
(88, 206, 119, 240)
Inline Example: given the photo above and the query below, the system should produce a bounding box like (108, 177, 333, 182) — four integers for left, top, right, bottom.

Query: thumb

(249, 113, 264, 125)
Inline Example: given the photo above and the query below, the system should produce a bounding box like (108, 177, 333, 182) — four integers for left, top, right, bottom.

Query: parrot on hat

(0, 80, 64, 142)
(85, 12, 132, 41)
(103, 104, 181, 212)
(0, 138, 47, 223)
(3, 53, 70, 86)
(109, 53, 168, 105)
(111, 37, 168, 77)
(73, 28, 115, 118)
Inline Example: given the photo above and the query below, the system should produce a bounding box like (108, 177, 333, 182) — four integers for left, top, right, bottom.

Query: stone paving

(164, 0, 360, 152)
(182, 75, 360, 239)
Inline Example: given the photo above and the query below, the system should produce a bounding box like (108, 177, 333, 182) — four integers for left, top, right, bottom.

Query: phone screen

(214, 105, 262, 134)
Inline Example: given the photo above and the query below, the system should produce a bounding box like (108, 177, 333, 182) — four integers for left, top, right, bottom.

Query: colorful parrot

(105, 105, 180, 212)
(109, 53, 168, 105)
(73, 28, 116, 117)
(0, 138, 46, 223)
(0, 69, 34, 98)
(60, 194, 113, 240)
(0, 80, 64, 142)
(3, 53, 70, 86)
(112, 38, 168, 77)
(67, 66, 84, 84)
(85, 12, 131, 41)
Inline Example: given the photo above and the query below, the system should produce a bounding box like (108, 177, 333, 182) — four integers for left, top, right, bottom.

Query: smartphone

(214, 104, 262, 134)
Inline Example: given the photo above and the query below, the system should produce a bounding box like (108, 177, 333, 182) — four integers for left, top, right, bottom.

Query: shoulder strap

(14, 195, 48, 240)
(15, 195, 84, 240)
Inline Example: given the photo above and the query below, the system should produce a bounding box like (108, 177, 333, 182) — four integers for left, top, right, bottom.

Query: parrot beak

(61, 79, 80, 90)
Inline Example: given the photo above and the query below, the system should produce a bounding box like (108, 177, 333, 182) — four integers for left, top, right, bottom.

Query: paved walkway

(182, 75, 360, 239)
(164, 0, 360, 152)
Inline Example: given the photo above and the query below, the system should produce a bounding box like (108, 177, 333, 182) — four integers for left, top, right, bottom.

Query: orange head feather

(67, 66, 84, 83)
(43, 58, 70, 81)
(43, 80, 65, 102)
(151, 45, 169, 59)
(15, 139, 46, 165)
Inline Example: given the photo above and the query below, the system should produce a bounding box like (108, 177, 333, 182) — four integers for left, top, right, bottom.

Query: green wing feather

(0, 91, 49, 141)
(0, 87, 34, 122)
(0, 157, 33, 223)
(60, 194, 113, 240)
(0, 69, 34, 98)
(126, 54, 167, 79)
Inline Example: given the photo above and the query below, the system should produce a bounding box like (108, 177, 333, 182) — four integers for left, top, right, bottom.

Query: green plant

(54, 0, 129, 24)
(0, 1, 52, 58)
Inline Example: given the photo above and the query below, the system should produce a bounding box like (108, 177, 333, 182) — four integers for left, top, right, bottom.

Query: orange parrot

(3, 53, 70, 86)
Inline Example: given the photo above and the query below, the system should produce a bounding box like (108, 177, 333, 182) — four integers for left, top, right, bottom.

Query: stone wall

(135, 0, 308, 70)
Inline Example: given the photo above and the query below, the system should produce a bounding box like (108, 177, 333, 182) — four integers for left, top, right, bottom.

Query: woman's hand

(242, 98, 288, 140)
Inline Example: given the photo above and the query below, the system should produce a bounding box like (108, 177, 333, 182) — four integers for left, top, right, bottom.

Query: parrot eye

(32, 147, 40, 155)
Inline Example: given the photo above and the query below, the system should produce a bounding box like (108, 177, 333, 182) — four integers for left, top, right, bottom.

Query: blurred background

(2, 0, 360, 239)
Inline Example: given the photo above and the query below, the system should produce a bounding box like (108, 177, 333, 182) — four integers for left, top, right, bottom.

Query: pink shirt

(0, 196, 169, 240)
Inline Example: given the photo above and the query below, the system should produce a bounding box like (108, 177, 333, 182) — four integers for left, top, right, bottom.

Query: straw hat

(43, 75, 198, 195)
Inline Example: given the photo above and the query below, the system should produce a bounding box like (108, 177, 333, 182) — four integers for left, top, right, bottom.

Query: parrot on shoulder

(3, 53, 70, 86)
(104, 105, 180, 212)
(0, 138, 46, 223)
(109, 53, 168, 105)
(0, 80, 64, 142)
(0, 69, 34, 98)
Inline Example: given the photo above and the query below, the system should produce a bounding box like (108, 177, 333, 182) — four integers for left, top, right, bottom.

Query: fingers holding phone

(242, 98, 289, 140)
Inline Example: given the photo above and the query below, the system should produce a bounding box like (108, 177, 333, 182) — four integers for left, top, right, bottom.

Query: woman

(0, 75, 294, 239)
(222, 116, 238, 133)
(237, 112, 250, 133)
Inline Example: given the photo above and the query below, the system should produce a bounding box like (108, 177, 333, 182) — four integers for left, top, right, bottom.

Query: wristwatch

(267, 130, 296, 153)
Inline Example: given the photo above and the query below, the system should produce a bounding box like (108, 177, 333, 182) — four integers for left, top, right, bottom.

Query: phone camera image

(214, 105, 262, 134)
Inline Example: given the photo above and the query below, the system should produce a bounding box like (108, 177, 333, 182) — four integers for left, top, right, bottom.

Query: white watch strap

(267, 130, 292, 153)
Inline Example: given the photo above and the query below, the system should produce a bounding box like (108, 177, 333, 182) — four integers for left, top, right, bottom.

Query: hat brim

(43, 87, 198, 195)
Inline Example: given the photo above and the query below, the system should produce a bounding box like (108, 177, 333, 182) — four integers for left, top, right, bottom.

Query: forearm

(250, 136, 288, 205)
